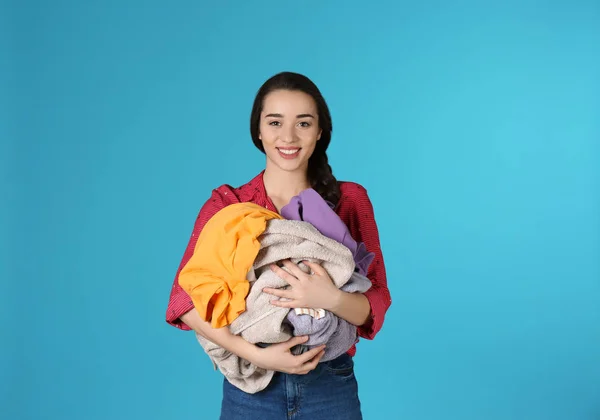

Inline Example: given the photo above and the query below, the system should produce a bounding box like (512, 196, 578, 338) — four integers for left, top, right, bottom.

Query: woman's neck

(263, 166, 310, 205)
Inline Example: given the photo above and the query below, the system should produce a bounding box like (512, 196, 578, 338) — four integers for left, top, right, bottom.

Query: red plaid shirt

(165, 171, 391, 356)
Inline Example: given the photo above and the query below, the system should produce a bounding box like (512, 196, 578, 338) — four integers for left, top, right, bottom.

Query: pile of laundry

(178, 188, 374, 393)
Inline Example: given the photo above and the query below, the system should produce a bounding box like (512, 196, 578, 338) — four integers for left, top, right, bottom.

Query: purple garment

(286, 272, 372, 361)
(280, 189, 375, 361)
(280, 188, 375, 276)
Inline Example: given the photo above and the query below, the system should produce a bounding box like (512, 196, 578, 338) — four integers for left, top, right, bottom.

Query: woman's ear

(317, 129, 322, 141)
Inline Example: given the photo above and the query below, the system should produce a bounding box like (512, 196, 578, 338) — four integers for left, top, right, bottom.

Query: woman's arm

(342, 183, 391, 340)
(166, 190, 228, 329)
(179, 308, 260, 362)
(327, 289, 372, 327)
(181, 307, 326, 374)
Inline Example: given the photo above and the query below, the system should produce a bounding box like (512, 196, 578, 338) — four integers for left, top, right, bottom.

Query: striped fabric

(165, 170, 391, 356)
(293, 307, 326, 319)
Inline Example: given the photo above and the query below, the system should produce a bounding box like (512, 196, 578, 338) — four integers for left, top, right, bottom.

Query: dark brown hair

(250, 71, 340, 205)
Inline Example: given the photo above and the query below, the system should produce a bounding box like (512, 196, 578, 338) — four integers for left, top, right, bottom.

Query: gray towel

(285, 272, 372, 361)
(195, 219, 356, 394)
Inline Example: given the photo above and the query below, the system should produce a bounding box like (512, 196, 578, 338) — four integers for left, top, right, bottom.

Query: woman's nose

(279, 126, 296, 143)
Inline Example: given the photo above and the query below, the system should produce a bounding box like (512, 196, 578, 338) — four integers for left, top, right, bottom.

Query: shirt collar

(243, 170, 278, 212)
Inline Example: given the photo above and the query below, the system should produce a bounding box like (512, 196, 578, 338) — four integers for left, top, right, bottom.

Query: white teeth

(278, 148, 300, 155)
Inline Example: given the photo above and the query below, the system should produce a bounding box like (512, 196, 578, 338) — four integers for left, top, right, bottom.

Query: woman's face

(259, 89, 322, 175)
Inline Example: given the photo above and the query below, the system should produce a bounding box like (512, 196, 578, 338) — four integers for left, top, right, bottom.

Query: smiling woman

(259, 90, 321, 172)
(165, 72, 391, 420)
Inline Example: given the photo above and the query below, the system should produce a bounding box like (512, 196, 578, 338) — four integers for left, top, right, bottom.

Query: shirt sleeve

(165, 189, 228, 330)
(346, 185, 391, 340)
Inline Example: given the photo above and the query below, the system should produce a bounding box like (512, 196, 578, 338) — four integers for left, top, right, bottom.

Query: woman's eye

(298, 121, 311, 127)
(269, 121, 281, 126)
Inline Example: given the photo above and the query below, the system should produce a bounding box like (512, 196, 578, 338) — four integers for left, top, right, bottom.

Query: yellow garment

(178, 203, 283, 328)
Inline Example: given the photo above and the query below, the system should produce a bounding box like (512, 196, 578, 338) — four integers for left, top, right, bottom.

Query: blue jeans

(219, 353, 362, 420)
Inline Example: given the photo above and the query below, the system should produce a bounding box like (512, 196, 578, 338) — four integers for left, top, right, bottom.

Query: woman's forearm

(327, 290, 372, 327)
(180, 308, 260, 362)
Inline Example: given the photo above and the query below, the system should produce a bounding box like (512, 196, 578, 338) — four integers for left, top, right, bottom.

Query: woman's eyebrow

(264, 113, 315, 118)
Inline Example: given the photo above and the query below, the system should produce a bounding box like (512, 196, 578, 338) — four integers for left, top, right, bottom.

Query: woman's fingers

(269, 298, 295, 308)
(262, 287, 292, 299)
(269, 263, 300, 284)
(304, 349, 326, 371)
(296, 344, 326, 365)
(268, 337, 326, 375)
(281, 260, 310, 279)
(281, 335, 309, 350)
(297, 348, 326, 374)
(301, 260, 326, 276)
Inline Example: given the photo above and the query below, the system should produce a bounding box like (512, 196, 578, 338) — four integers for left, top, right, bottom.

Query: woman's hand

(263, 260, 342, 311)
(252, 336, 326, 375)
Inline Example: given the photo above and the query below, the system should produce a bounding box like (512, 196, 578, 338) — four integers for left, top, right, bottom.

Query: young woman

(165, 71, 391, 419)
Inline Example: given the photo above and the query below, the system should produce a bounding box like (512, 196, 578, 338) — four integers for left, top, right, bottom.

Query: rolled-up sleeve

(165, 189, 227, 330)
(346, 185, 391, 340)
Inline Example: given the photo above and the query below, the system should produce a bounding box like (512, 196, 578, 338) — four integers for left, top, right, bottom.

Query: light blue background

(3, 1, 599, 419)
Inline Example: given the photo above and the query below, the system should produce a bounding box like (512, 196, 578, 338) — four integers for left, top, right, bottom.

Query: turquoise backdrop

(2, 1, 599, 419)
